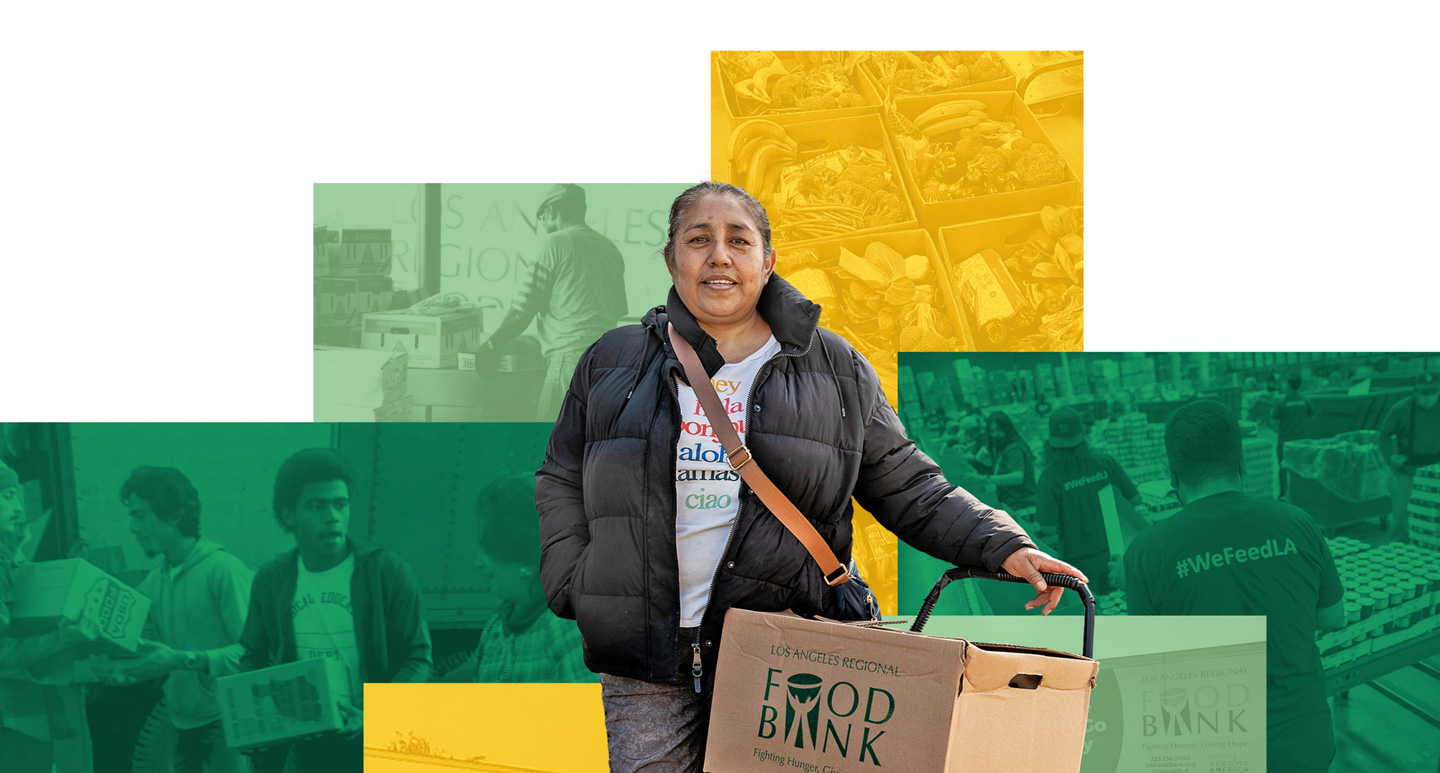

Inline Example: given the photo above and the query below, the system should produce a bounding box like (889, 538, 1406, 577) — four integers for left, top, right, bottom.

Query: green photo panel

(895, 352, 1440, 772)
(314, 183, 690, 423)
(0, 422, 587, 773)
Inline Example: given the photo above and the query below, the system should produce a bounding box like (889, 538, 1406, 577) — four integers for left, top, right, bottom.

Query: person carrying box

(0, 461, 99, 773)
(1123, 400, 1345, 772)
(238, 449, 431, 773)
(99, 467, 254, 773)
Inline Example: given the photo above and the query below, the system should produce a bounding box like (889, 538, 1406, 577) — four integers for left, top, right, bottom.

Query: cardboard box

(782, 228, 974, 350)
(313, 225, 335, 277)
(888, 91, 1080, 228)
(858, 52, 1018, 98)
(326, 227, 393, 277)
(313, 344, 408, 409)
(361, 309, 482, 369)
(9, 559, 151, 653)
(706, 609, 1097, 773)
(316, 278, 359, 324)
(713, 52, 882, 142)
(217, 659, 349, 749)
(753, 113, 919, 251)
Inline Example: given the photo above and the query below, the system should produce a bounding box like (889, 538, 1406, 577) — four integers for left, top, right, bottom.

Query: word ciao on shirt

(291, 591, 353, 617)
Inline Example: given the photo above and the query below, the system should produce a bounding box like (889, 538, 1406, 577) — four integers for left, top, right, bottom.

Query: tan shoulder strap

(668, 324, 850, 587)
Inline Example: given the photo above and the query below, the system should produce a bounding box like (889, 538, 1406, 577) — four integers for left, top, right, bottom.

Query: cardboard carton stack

(314, 227, 396, 347)
(1241, 436, 1277, 499)
(1096, 413, 1166, 484)
(1317, 540, 1440, 669)
(1410, 464, 1440, 550)
(313, 344, 414, 422)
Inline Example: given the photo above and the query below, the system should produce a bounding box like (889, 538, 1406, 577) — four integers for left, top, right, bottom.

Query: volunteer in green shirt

(471, 184, 629, 421)
(982, 411, 1036, 511)
(1035, 408, 1146, 594)
(1270, 374, 1314, 498)
(1124, 400, 1345, 773)
(1380, 373, 1440, 542)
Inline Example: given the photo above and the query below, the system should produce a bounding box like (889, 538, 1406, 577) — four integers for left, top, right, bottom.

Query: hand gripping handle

(909, 567, 1095, 658)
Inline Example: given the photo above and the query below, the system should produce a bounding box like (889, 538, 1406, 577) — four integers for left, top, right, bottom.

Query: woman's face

(668, 195, 776, 330)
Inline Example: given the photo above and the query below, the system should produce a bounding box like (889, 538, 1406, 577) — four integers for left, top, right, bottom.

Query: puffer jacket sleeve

(849, 348, 1035, 572)
(535, 343, 598, 620)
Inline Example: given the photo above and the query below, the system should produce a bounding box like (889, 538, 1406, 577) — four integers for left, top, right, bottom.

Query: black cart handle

(909, 568, 1095, 659)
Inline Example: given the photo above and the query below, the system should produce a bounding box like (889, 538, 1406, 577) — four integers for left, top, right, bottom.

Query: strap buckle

(726, 445, 754, 473)
(824, 565, 851, 587)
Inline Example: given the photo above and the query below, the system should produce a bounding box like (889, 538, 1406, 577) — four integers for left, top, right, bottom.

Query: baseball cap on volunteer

(1047, 408, 1085, 448)
(536, 184, 585, 218)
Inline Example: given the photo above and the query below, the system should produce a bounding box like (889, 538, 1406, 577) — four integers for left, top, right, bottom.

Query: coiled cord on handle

(910, 567, 1095, 658)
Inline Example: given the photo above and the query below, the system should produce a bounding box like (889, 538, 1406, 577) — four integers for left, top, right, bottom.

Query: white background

(4, 2, 1435, 420)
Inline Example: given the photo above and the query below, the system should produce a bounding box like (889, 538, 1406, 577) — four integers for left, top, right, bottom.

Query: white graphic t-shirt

(292, 553, 362, 707)
(675, 336, 782, 627)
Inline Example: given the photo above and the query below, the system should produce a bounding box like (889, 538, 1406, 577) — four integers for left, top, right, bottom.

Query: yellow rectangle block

(365, 683, 608, 772)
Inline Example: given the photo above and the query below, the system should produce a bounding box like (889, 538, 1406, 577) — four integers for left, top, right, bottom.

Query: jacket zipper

(675, 328, 818, 693)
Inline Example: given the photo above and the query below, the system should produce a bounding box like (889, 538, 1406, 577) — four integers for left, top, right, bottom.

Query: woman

(1034, 408, 1150, 594)
(536, 182, 1086, 772)
(982, 411, 1037, 511)
(442, 476, 592, 683)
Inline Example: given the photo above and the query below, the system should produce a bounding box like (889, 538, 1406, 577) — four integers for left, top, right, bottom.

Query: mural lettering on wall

(440, 190, 670, 330)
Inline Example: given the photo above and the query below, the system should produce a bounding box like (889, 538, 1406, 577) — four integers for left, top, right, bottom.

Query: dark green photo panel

(314, 183, 690, 423)
(0, 422, 587, 773)
(895, 352, 1440, 772)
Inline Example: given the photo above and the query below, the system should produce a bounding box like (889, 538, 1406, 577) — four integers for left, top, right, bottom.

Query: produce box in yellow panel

(780, 228, 970, 406)
(728, 112, 916, 251)
(859, 51, 1018, 98)
(886, 91, 1079, 228)
(937, 207, 1083, 352)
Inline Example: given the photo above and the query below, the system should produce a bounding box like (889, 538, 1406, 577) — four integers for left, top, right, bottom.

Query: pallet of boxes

(1410, 463, 1440, 550)
(1317, 536, 1440, 673)
(314, 226, 396, 348)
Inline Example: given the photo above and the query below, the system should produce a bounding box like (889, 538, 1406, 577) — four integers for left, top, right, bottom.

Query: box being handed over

(9, 559, 151, 653)
(217, 659, 350, 749)
(705, 609, 1098, 773)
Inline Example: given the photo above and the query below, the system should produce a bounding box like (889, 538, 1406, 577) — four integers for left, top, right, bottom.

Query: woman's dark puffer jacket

(536, 275, 1035, 683)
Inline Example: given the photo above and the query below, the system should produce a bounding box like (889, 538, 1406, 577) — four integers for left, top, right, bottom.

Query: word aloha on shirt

(674, 335, 782, 628)
(292, 553, 362, 707)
